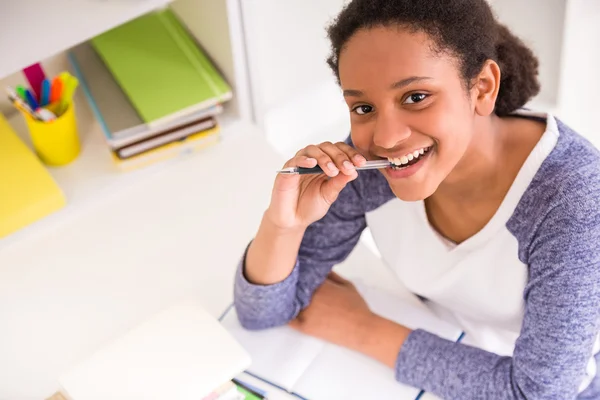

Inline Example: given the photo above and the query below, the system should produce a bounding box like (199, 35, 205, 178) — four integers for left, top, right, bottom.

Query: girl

(233, 0, 600, 398)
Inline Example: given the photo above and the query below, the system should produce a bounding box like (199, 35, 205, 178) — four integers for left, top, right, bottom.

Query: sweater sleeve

(233, 176, 368, 330)
(395, 194, 600, 399)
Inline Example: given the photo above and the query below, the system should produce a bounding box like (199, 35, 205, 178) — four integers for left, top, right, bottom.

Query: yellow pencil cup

(23, 102, 81, 166)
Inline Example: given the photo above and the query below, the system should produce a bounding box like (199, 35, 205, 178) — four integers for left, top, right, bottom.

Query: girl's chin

(390, 186, 433, 202)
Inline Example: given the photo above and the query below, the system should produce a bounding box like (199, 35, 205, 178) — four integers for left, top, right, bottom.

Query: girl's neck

(433, 114, 509, 205)
(431, 113, 547, 207)
(424, 114, 545, 244)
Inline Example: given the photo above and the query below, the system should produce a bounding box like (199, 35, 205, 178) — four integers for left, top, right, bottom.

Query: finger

(282, 155, 318, 169)
(277, 155, 317, 186)
(274, 156, 317, 193)
(333, 142, 367, 167)
(299, 145, 340, 177)
(319, 142, 357, 176)
(319, 169, 358, 205)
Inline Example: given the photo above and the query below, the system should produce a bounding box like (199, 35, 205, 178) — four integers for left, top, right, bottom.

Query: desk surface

(0, 120, 283, 399)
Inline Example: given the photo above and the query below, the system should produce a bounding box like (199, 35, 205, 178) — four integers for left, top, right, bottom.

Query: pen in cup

(277, 159, 392, 175)
(6, 87, 56, 122)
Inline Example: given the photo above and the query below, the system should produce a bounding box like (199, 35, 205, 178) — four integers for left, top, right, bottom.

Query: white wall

(556, 0, 600, 148)
(489, 0, 567, 111)
(241, 0, 351, 155)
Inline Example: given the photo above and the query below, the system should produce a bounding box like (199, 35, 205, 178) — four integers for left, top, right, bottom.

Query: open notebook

(221, 280, 464, 400)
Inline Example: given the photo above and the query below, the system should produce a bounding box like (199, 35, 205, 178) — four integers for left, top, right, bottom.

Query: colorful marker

(22, 63, 47, 100)
(40, 78, 50, 106)
(6, 87, 55, 122)
(58, 72, 78, 115)
(24, 89, 39, 110)
(50, 76, 63, 103)
(6, 87, 41, 121)
(15, 85, 27, 101)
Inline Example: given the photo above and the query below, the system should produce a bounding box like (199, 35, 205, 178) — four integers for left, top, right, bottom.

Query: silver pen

(277, 159, 391, 175)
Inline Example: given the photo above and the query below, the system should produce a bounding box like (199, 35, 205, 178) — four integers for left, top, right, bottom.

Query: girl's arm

(378, 194, 600, 399)
(233, 169, 385, 330)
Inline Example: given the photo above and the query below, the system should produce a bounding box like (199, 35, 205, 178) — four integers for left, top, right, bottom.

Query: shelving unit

(0, 0, 173, 79)
(0, 0, 254, 249)
(0, 2, 272, 399)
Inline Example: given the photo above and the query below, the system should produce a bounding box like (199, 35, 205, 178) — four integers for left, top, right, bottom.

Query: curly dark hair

(326, 0, 540, 116)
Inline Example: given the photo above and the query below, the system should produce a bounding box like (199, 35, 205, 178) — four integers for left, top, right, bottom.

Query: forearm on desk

(244, 213, 306, 285)
(353, 313, 411, 369)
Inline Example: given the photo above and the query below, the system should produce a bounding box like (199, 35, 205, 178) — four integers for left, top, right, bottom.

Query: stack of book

(68, 7, 231, 171)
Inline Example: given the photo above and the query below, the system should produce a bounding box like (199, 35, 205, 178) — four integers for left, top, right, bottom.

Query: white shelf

(0, 88, 247, 251)
(0, 0, 174, 79)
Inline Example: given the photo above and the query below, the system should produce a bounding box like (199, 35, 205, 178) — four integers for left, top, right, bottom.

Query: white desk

(0, 115, 284, 399)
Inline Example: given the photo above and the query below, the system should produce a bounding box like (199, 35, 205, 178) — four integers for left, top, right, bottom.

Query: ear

(471, 60, 501, 116)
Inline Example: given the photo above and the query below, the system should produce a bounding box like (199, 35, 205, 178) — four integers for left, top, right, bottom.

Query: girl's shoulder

(530, 117, 600, 204)
(508, 117, 600, 258)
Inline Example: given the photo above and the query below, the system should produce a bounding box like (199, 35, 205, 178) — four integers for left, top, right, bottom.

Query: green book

(91, 8, 232, 127)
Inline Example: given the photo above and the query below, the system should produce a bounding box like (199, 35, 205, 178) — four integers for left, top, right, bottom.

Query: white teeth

(388, 147, 430, 166)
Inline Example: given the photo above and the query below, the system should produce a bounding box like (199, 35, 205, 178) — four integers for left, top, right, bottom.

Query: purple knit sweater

(234, 117, 600, 400)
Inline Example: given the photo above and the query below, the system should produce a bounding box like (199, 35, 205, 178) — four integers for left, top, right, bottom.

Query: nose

(372, 107, 411, 149)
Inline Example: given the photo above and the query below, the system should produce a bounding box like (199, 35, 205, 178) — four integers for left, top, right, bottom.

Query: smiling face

(339, 26, 478, 201)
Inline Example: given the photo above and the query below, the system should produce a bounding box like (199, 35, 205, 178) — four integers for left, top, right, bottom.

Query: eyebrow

(343, 76, 433, 97)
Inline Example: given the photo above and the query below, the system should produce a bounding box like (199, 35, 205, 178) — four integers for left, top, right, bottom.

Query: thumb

(319, 170, 358, 206)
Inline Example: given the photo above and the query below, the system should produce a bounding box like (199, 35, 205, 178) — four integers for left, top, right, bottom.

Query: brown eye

(404, 93, 428, 104)
(353, 105, 373, 115)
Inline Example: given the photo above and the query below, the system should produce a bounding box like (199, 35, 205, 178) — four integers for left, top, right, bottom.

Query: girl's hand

(289, 272, 374, 348)
(265, 141, 367, 231)
(290, 272, 411, 368)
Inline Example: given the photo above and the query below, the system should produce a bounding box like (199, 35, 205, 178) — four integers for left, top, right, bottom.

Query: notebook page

(221, 310, 325, 391)
(223, 280, 462, 399)
(292, 281, 463, 400)
(293, 344, 421, 399)
(59, 300, 251, 400)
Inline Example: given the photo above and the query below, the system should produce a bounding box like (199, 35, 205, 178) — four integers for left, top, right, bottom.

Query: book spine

(67, 51, 112, 142)
(117, 118, 216, 159)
